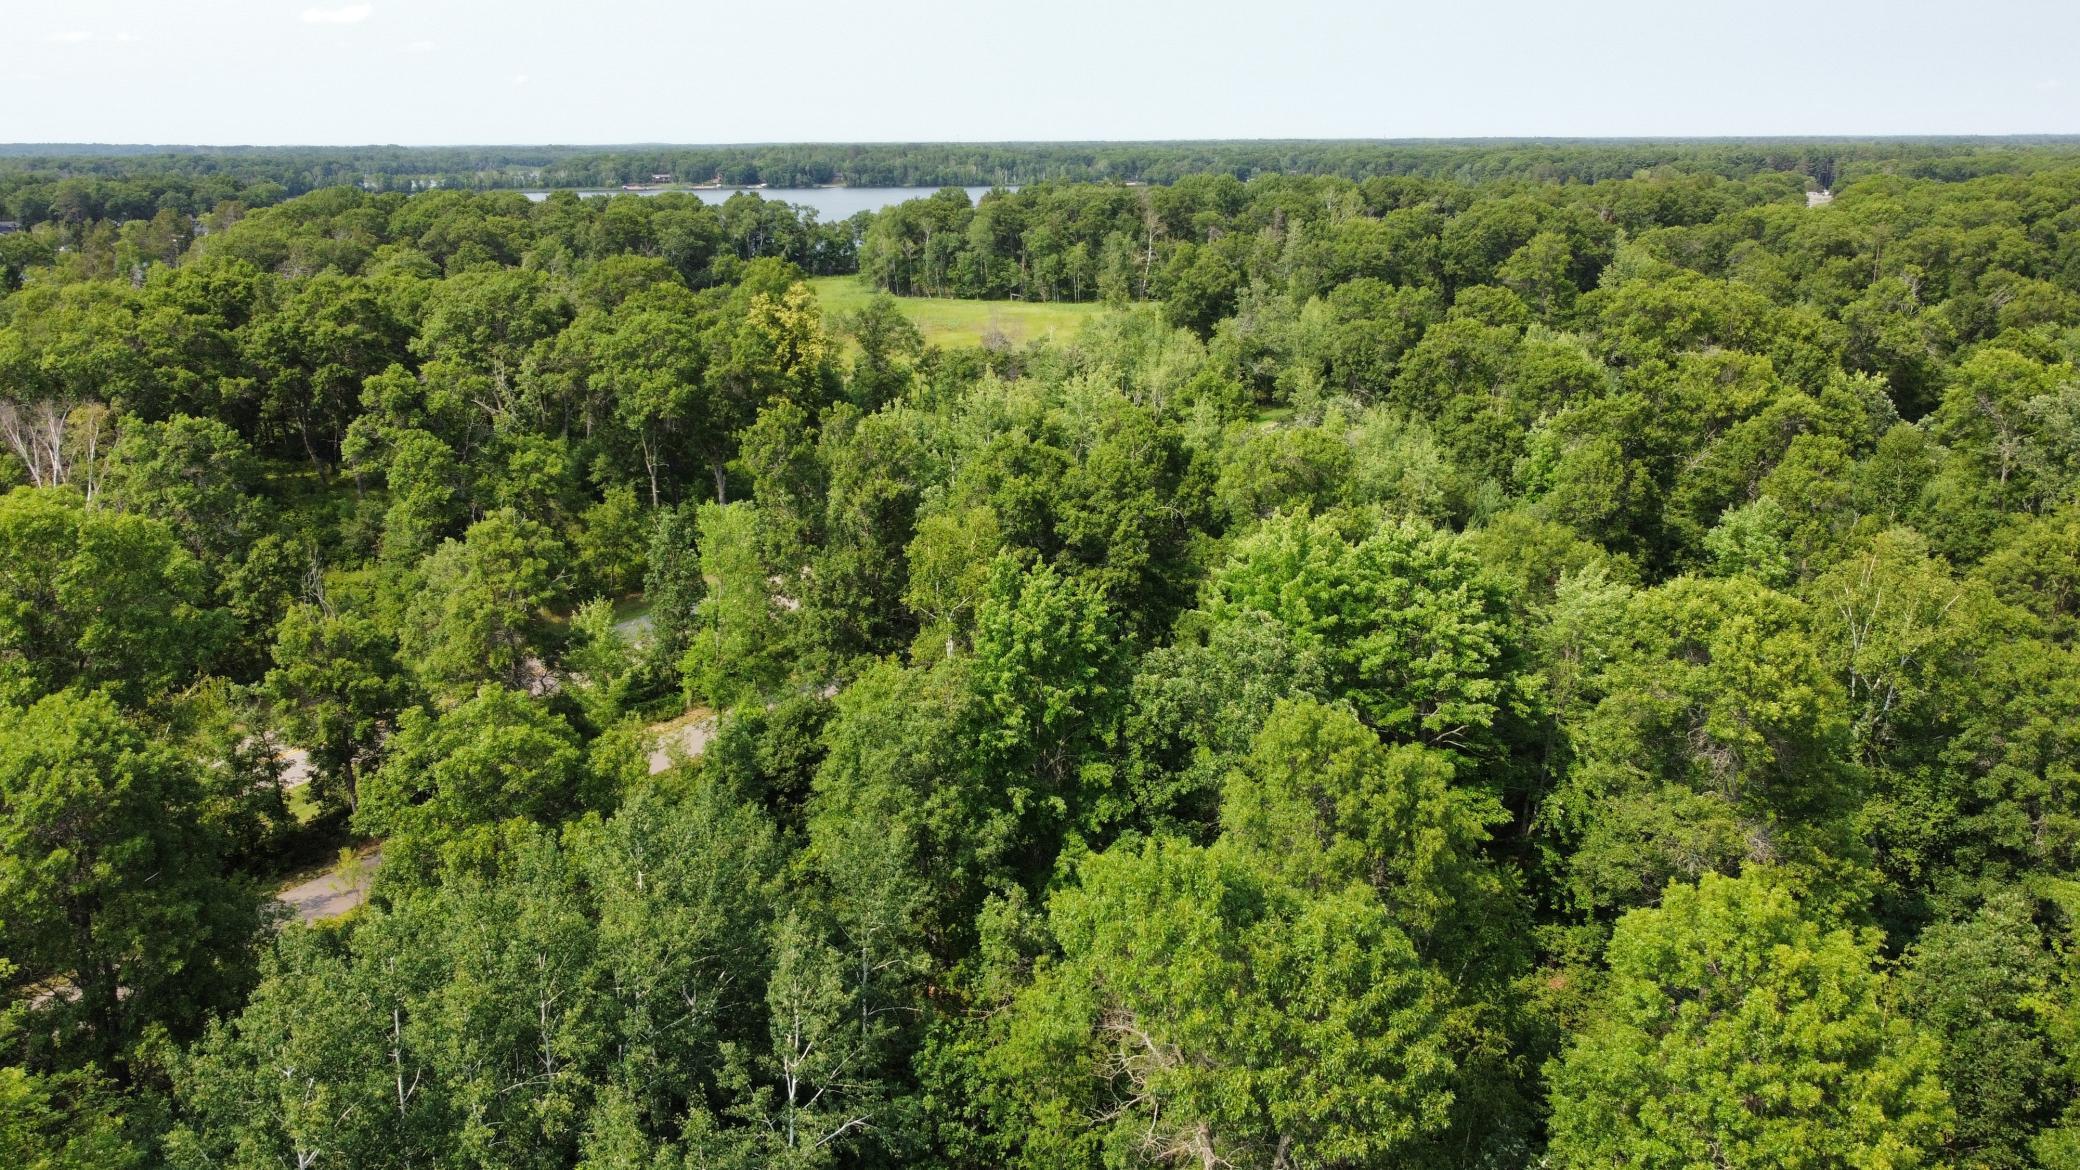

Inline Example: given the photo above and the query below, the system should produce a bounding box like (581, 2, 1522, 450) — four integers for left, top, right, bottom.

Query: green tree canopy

(0, 486, 226, 707)
(1547, 870, 1950, 1170)
(0, 689, 261, 1070)
(996, 837, 1456, 1170)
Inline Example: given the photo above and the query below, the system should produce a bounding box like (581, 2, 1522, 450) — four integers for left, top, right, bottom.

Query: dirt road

(278, 845, 382, 922)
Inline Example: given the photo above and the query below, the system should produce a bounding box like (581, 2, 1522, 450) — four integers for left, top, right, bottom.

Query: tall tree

(397, 509, 566, 698)
(0, 690, 261, 1071)
(995, 838, 1456, 1170)
(263, 603, 415, 812)
(1546, 870, 1949, 1170)
(0, 486, 225, 707)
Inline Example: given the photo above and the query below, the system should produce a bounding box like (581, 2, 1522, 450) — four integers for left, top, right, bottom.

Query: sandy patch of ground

(275, 745, 313, 788)
(277, 844, 383, 923)
(646, 707, 718, 774)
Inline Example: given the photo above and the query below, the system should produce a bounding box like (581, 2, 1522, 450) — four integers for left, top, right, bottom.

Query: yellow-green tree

(1547, 871, 1949, 1169)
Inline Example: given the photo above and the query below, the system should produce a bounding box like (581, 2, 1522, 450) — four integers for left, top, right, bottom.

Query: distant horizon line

(6, 134, 2080, 152)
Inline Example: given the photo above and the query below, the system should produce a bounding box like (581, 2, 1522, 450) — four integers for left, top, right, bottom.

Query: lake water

(521, 186, 1009, 219)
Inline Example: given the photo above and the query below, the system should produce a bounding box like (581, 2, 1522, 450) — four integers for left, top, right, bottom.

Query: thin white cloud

(301, 4, 372, 25)
(511, 73, 530, 87)
(403, 39, 435, 53)
(115, 31, 144, 43)
(46, 30, 93, 43)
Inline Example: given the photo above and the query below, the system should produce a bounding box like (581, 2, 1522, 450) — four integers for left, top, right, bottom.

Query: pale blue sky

(3, 0, 2075, 144)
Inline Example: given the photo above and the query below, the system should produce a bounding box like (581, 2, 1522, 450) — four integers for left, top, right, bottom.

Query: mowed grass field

(808, 276, 1107, 349)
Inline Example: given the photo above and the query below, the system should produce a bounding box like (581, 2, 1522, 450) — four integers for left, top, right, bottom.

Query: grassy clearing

(286, 783, 322, 826)
(610, 594, 655, 645)
(807, 276, 1107, 350)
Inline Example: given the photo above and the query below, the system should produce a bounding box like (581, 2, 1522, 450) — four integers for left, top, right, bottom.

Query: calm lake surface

(521, 186, 1008, 219)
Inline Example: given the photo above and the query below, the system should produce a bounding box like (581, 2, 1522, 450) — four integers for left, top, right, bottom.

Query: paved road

(278, 846, 382, 923)
(276, 745, 313, 788)
(647, 715, 717, 774)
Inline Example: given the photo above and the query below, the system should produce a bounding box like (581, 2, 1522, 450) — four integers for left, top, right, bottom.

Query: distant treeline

(7, 137, 2080, 227)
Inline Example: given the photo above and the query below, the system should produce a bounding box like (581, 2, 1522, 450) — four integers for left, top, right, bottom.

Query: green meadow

(807, 276, 1108, 349)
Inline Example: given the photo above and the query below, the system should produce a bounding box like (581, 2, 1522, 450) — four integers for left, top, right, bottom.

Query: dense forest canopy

(7, 135, 2080, 228)
(5, 139, 2080, 1168)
